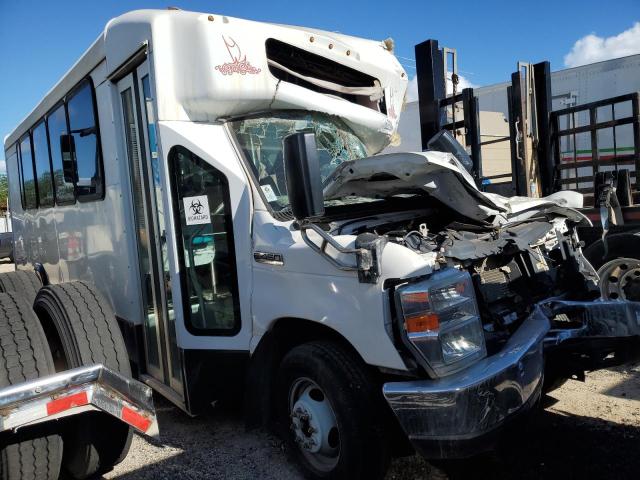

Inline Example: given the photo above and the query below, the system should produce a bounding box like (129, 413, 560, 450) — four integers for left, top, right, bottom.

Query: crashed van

(2, 8, 639, 480)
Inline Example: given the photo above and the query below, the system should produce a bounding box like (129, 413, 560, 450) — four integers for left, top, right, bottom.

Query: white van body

(5, 9, 640, 476)
(3, 8, 411, 401)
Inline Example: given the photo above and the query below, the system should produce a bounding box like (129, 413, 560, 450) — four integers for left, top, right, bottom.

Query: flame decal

(215, 35, 261, 75)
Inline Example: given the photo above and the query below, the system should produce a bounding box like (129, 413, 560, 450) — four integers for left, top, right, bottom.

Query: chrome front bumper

(383, 306, 550, 458)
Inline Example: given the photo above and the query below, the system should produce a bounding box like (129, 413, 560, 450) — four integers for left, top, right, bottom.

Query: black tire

(0, 270, 42, 304)
(277, 341, 390, 480)
(583, 233, 640, 270)
(0, 292, 63, 480)
(33, 281, 132, 479)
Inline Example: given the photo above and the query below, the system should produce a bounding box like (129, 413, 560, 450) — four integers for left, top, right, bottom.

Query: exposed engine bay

(329, 209, 600, 354)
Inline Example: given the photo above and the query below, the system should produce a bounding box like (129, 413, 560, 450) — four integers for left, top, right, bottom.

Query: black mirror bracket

(298, 221, 384, 284)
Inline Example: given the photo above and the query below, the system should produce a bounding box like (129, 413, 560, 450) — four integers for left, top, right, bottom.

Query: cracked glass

(230, 111, 367, 211)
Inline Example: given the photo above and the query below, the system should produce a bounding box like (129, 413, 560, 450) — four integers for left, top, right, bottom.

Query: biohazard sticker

(183, 195, 211, 225)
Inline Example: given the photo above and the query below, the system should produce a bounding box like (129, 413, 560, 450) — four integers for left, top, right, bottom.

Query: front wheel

(277, 341, 389, 479)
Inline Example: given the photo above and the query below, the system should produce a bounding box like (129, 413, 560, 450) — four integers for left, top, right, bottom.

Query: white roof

(5, 9, 408, 154)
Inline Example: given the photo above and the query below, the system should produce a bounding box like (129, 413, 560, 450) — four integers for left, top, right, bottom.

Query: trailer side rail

(0, 364, 159, 438)
(551, 92, 640, 205)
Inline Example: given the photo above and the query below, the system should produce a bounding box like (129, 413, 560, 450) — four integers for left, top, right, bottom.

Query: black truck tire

(0, 271, 42, 304)
(33, 281, 133, 479)
(583, 233, 640, 270)
(277, 341, 390, 480)
(0, 292, 63, 480)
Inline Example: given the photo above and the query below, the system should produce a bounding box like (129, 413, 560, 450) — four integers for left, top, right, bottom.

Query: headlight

(395, 268, 486, 377)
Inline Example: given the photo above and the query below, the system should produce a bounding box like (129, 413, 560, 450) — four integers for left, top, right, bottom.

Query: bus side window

(19, 134, 38, 210)
(32, 120, 55, 207)
(47, 103, 75, 205)
(67, 81, 103, 201)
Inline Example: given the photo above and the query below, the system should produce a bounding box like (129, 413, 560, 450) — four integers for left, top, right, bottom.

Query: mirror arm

(299, 221, 379, 283)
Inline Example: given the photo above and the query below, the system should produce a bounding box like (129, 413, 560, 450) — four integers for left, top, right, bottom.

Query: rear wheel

(0, 292, 63, 480)
(33, 281, 132, 479)
(0, 270, 42, 304)
(584, 234, 640, 300)
(597, 257, 640, 301)
(277, 341, 389, 479)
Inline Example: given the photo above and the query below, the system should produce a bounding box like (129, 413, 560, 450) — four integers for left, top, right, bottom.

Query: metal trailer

(392, 41, 640, 301)
(391, 51, 640, 195)
(3, 10, 640, 480)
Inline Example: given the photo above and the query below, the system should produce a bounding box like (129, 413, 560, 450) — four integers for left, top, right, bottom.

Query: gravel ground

(105, 363, 640, 480)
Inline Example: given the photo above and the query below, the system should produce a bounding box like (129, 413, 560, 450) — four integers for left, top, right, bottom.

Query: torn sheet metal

(324, 151, 504, 221)
(442, 221, 554, 260)
(323, 151, 591, 226)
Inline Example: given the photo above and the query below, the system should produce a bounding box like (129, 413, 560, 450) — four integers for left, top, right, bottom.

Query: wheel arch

(244, 317, 372, 429)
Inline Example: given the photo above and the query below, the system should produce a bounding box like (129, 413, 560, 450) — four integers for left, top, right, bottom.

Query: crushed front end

(377, 209, 640, 457)
(314, 149, 640, 458)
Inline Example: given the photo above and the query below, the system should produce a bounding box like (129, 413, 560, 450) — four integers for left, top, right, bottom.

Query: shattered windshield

(230, 111, 368, 211)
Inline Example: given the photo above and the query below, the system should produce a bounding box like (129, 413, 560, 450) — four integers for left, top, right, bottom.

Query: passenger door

(116, 65, 184, 399)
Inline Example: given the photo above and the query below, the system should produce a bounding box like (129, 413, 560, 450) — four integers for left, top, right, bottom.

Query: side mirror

(283, 132, 325, 220)
(59, 134, 78, 184)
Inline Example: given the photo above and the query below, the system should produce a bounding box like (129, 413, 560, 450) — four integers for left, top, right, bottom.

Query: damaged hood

(324, 151, 591, 226)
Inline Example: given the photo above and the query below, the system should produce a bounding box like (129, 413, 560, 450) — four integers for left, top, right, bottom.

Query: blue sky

(1, 0, 639, 168)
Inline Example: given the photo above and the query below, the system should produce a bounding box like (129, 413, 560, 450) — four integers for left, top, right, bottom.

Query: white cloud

(564, 22, 640, 68)
(445, 73, 477, 95)
(405, 72, 478, 103)
(0, 161, 5, 174)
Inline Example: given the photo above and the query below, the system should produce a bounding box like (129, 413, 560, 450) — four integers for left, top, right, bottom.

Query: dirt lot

(105, 364, 640, 480)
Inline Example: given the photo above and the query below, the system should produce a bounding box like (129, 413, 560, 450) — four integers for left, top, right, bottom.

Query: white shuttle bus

(2, 9, 640, 480)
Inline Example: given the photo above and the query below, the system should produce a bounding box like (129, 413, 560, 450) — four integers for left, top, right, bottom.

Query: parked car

(0, 231, 13, 261)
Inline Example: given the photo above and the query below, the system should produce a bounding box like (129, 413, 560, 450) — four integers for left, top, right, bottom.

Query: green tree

(0, 175, 7, 210)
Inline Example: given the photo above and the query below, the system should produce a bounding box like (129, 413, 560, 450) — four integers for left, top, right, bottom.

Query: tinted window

(170, 146, 241, 335)
(67, 82, 103, 200)
(47, 104, 75, 204)
(19, 134, 37, 209)
(32, 121, 54, 207)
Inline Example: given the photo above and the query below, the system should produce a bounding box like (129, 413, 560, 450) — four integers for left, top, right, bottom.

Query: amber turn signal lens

(405, 313, 439, 333)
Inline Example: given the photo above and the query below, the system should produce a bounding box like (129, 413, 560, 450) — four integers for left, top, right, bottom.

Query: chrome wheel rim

(597, 257, 640, 301)
(288, 377, 340, 472)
